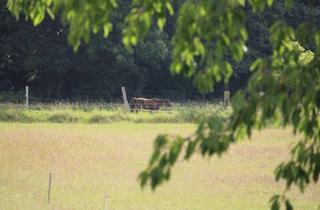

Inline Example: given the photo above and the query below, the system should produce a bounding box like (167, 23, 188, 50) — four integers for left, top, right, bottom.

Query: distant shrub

(89, 115, 112, 123)
(0, 109, 33, 122)
(48, 113, 79, 123)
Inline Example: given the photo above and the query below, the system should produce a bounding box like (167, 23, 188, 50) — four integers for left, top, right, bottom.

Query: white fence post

(25, 86, 29, 107)
(121, 86, 130, 111)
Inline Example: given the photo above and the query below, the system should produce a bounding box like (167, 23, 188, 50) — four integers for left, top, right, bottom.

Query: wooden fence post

(48, 173, 52, 204)
(25, 86, 29, 107)
(224, 90, 230, 107)
(105, 195, 108, 210)
(121, 86, 130, 111)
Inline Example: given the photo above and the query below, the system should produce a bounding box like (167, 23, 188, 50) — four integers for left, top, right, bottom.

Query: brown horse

(130, 97, 144, 111)
(130, 97, 171, 111)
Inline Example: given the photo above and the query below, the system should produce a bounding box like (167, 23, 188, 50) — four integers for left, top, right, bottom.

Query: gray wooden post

(48, 173, 52, 204)
(25, 86, 29, 107)
(121, 86, 130, 111)
(224, 90, 230, 107)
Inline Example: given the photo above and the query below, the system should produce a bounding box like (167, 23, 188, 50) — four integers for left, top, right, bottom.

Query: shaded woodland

(0, 0, 318, 101)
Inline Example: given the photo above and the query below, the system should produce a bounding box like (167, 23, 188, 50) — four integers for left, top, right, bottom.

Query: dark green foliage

(1, 0, 289, 101)
(270, 195, 280, 210)
(0, 91, 24, 103)
(0, 0, 200, 101)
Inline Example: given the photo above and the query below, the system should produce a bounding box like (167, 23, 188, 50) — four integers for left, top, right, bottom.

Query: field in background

(0, 102, 230, 123)
(0, 123, 318, 210)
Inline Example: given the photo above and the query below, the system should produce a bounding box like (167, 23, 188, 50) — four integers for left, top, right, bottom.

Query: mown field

(0, 123, 319, 210)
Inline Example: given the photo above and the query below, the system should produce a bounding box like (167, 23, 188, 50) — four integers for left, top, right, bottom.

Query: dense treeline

(0, 0, 317, 101)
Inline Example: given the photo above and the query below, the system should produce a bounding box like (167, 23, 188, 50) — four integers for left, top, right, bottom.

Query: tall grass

(0, 102, 230, 123)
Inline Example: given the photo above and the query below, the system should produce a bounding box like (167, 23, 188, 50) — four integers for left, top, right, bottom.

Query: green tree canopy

(6, 0, 320, 209)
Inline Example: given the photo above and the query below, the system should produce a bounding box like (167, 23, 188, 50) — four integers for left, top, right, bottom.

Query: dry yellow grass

(0, 123, 318, 210)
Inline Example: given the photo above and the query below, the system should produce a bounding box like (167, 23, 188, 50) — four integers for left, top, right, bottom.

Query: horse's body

(130, 97, 171, 111)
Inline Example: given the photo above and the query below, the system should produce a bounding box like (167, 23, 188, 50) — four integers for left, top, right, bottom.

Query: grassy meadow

(0, 123, 319, 210)
(0, 102, 230, 124)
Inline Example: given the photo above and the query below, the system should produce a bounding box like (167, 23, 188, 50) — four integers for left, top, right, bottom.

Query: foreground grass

(0, 103, 230, 123)
(0, 123, 318, 210)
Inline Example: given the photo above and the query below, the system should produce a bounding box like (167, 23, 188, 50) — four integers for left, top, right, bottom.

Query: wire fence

(0, 86, 231, 105)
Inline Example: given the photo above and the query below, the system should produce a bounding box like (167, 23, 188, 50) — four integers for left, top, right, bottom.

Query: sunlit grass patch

(0, 123, 318, 210)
